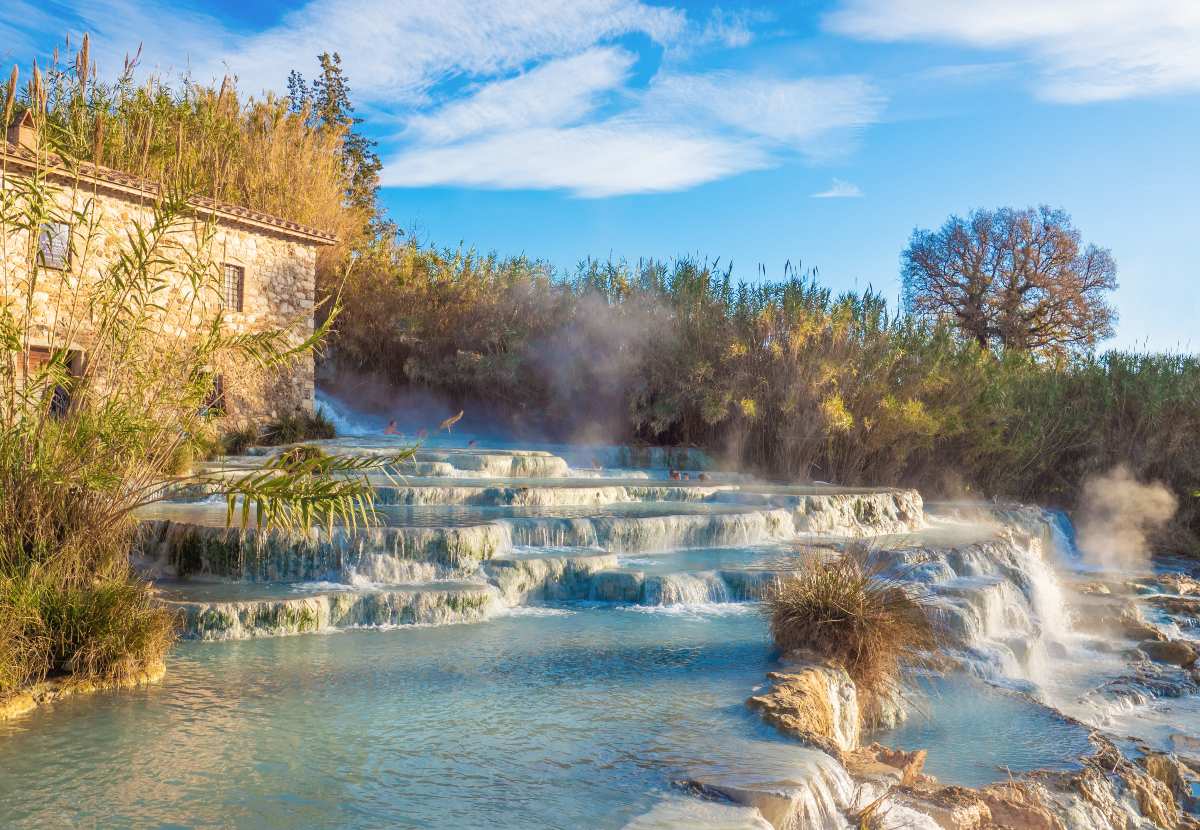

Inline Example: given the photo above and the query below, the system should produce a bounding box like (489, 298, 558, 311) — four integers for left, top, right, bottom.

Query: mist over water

(1075, 464, 1178, 572)
(56, 386, 1195, 828)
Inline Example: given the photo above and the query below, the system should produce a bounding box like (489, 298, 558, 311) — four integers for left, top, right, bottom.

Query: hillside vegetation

(9, 42, 1195, 553)
(332, 248, 1200, 551)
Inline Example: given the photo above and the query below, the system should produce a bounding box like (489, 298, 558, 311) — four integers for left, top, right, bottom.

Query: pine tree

(285, 70, 310, 114)
(289, 53, 381, 216)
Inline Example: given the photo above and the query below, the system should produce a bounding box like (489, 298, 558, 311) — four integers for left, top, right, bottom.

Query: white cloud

(214, 0, 684, 104)
(9, 0, 883, 197)
(811, 178, 862, 198)
(825, 0, 1200, 102)
(643, 73, 882, 144)
(384, 123, 768, 197)
(696, 7, 766, 49)
(405, 47, 635, 144)
(384, 70, 880, 197)
(2, 0, 228, 81)
(11, 0, 682, 102)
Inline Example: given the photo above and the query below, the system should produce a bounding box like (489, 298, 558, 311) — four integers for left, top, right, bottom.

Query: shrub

(263, 408, 336, 445)
(331, 242, 1200, 553)
(0, 86, 409, 695)
(220, 425, 260, 456)
(766, 547, 934, 695)
(276, 444, 329, 468)
(33, 575, 177, 682)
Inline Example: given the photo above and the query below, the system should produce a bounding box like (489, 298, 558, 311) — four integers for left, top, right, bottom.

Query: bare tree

(902, 206, 1117, 356)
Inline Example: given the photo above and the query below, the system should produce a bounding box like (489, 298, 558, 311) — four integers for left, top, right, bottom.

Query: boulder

(746, 663, 861, 753)
(1141, 639, 1198, 668)
(892, 786, 991, 830)
(1120, 606, 1167, 642)
(1117, 763, 1181, 829)
(1160, 573, 1200, 596)
(1149, 594, 1200, 618)
(977, 783, 1065, 830)
(843, 742, 929, 787)
(1142, 752, 1198, 812)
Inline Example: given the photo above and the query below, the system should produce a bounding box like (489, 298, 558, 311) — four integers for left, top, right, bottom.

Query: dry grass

(0, 88, 400, 694)
(766, 546, 935, 695)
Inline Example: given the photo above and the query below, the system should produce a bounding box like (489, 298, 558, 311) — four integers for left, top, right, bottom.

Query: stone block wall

(2, 173, 320, 423)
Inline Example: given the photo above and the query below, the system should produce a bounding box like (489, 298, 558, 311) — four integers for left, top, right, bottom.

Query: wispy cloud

(695, 7, 769, 49)
(6, 0, 884, 197)
(643, 73, 881, 145)
(385, 123, 769, 197)
(403, 47, 636, 144)
(212, 0, 685, 105)
(385, 70, 880, 196)
(825, 0, 1200, 103)
(811, 178, 862, 198)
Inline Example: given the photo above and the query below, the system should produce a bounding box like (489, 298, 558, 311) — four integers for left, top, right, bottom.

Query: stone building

(1, 113, 336, 421)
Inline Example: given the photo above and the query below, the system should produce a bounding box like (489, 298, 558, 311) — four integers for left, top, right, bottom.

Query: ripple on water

(875, 674, 1094, 788)
(0, 606, 800, 829)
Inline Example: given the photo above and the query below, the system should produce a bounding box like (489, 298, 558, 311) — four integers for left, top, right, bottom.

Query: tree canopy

(902, 206, 1117, 357)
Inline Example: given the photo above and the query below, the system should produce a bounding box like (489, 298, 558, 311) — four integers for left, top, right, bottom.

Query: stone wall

(2, 173, 321, 423)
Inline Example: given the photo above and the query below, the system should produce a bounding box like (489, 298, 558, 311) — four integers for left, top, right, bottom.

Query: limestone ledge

(483, 554, 621, 605)
(737, 659, 1199, 830)
(0, 661, 166, 723)
(167, 586, 500, 641)
(135, 519, 510, 582)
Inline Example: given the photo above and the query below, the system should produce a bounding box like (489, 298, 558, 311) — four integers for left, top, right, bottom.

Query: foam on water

(105, 426, 1200, 825)
(496, 605, 576, 618)
(615, 601, 760, 619)
(622, 795, 773, 830)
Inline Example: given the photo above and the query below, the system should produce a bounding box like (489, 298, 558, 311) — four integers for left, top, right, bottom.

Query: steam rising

(1076, 465, 1177, 572)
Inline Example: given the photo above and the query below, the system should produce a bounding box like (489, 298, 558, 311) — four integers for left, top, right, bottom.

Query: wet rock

(683, 754, 855, 830)
(1148, 594, 1200, 619)
(166, 584, 501, 640)
(621, 795, 773, 829)
(1119, 606, 1167, 642)
(1098, 658, 1200, 706)
(1142, 752, 1198, 813)
(1159, 573, 1200, 596)
(0, 660, 167, 722)
(746, 663, 861, 753)
(1169, 732, 1200, 762)
(859, 684, 908, 731)
(1117, 763, 1181, 829)
(843, 743, 929, 788)
(483, 554, 620, 603)
(586, 569, 645, 603)
(892, 785, 991, 830)
(1140, 639, 1198, 668)
(977, 782, 1064, 830)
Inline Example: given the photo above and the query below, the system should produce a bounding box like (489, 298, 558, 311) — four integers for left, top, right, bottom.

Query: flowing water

(2, 424, 1198, 828)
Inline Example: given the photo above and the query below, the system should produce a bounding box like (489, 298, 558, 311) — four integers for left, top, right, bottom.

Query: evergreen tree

(289, 53, 382, 216)
(285, 70, 310, 114)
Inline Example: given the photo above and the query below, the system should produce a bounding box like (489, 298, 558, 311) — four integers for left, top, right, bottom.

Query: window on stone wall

(222, 263, 245, 312)
(201, 373, 226, 417)
(37, 222, 70, 270)
(26, 346, 80, 417)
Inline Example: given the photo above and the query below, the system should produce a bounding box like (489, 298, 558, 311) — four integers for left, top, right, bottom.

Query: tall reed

(0, 80, 407, 694)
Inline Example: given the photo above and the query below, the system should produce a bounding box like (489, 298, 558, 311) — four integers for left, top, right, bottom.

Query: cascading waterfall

(97, 422, 1199, 830)
(642, 572, 731, 605)
(872, 513, 1082, 691)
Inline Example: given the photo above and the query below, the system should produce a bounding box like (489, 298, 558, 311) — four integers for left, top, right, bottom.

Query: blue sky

(4, 0, 1198, 350)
